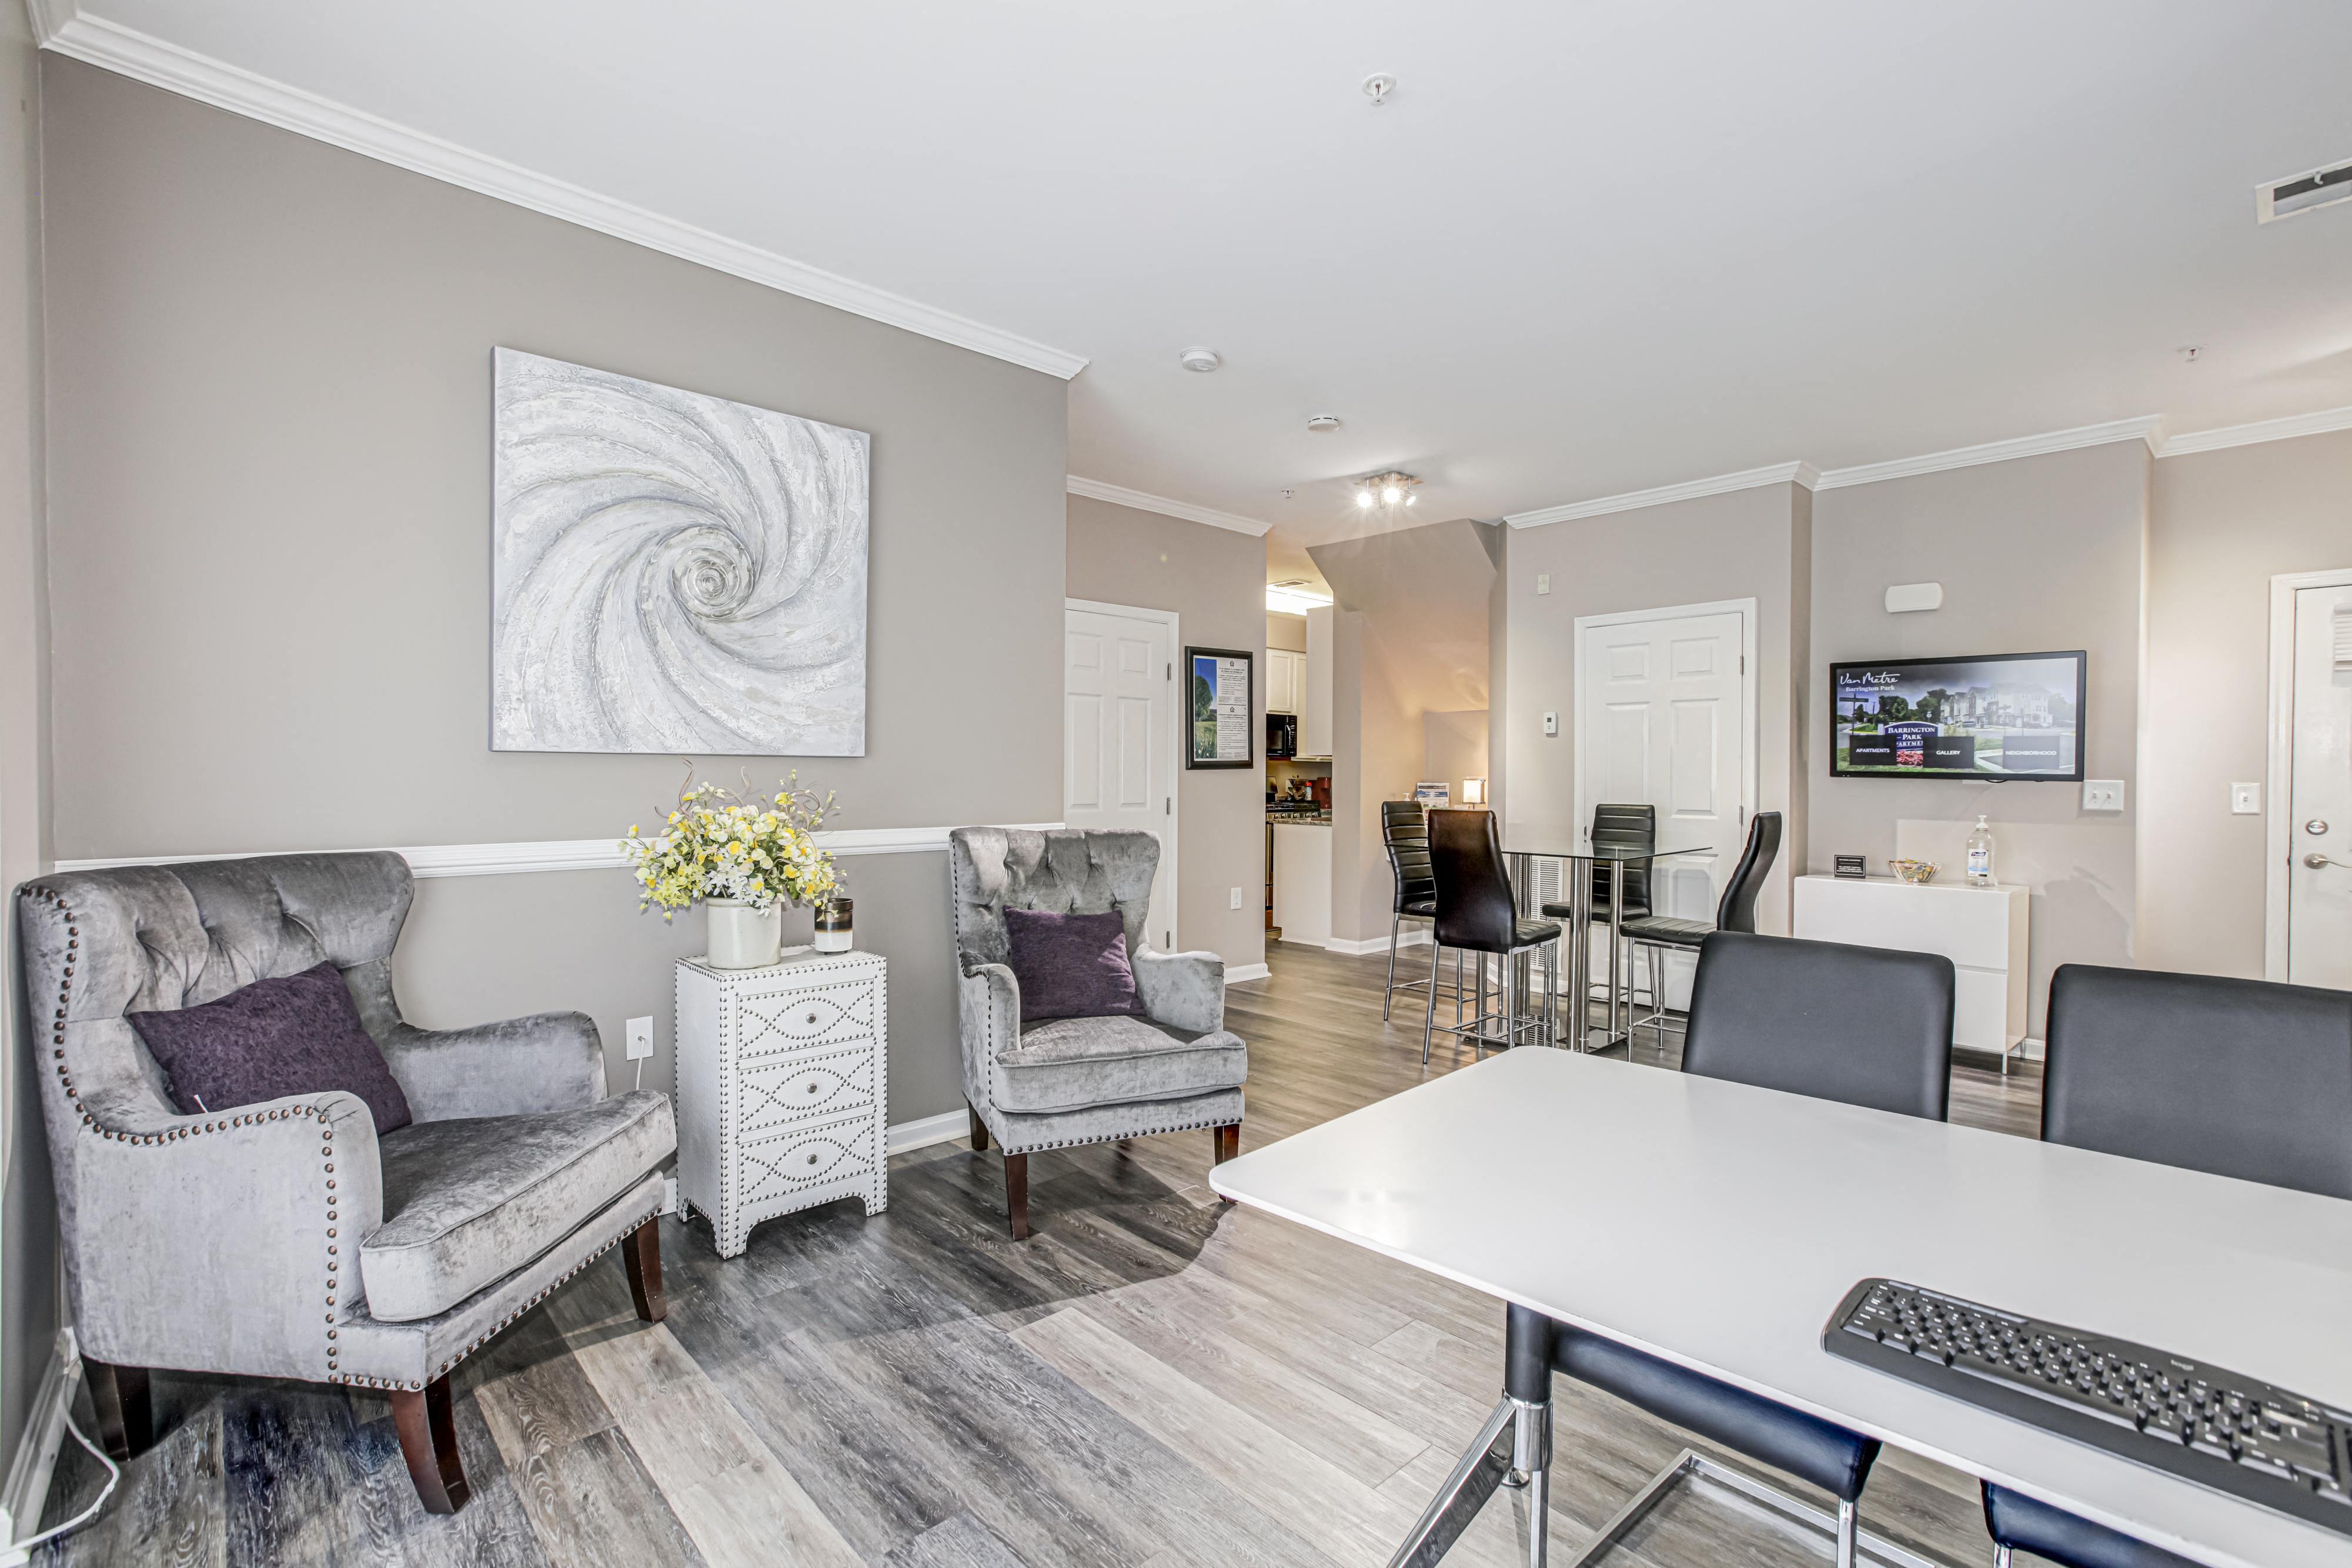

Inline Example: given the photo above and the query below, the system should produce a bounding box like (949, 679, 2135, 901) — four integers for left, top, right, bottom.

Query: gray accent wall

(1810, 442, 2148, 1036)
(1065, 493, 1268, 972)
(0, 0, 51, 1496)
(37, 58, 1069, 1130)
(2141, 429, 2352, 977)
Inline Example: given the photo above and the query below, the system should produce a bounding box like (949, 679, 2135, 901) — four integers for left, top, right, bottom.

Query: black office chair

(1978, 964, 2352, 1568)
(1617, 810, 1782, 1048)
(1379, 800, 1459, 1022)
(1551, 930, 1955, 1567)
(1541, 802, 1653, 1022)
(1422, 809, 1561, 1065)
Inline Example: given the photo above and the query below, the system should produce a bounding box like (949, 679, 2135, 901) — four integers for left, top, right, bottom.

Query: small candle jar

(813, 897, 854, 953)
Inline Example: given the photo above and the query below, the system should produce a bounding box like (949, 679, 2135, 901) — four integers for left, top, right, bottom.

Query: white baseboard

(887, 1109, 971, 1155)
(0, 1329, 81, 1564)
(1225, 962, 1271, 984)
(1321, 930, 1431, 958)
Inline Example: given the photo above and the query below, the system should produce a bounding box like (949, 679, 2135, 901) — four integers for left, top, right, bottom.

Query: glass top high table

(1501, 837, 1713, 1052)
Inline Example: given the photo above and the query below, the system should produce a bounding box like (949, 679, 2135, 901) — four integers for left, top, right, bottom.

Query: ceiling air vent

(2257, 156, 2352, 223)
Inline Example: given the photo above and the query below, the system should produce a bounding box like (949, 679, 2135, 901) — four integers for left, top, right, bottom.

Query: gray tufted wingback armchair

(14, 852, 676, 1515)
(948, 828, 1245, 1238)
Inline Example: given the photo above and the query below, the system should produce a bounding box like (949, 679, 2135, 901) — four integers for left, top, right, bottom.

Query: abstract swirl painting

(491, 347, 870, 755)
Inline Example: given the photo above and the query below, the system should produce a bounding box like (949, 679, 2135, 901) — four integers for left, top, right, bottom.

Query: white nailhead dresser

(674, 947, 889, 1258)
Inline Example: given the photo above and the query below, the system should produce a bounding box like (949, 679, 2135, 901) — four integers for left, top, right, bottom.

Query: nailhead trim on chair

(315, 1200, 666, 1392)
(28, 884, 358, 1385)
(1000, 1109, 1241, 1156)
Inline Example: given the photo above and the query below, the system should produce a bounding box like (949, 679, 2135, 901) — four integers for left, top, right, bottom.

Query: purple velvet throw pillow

(1003, 907, 1145, 1025)
(128, 961, 413, 1136)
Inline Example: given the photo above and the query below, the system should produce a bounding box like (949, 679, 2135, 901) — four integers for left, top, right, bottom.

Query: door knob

(2306, 852, 2337, 870)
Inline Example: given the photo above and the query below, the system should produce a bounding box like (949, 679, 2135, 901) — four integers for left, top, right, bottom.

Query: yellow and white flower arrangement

(621, 767, 841, 917)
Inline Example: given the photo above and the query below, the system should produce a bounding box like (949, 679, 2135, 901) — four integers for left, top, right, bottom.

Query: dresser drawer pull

(806, 1152, 818, 1166)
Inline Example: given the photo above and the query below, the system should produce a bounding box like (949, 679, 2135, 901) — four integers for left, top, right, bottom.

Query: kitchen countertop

(1267, 813, 1332, 825)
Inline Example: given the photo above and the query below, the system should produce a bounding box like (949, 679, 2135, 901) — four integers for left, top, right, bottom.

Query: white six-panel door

(1064, 601, 1178, 952)
(1576, 603, 1754, 1010)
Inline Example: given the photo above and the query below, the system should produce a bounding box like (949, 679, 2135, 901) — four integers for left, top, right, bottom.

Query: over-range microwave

(1266, 712, 1297, 760)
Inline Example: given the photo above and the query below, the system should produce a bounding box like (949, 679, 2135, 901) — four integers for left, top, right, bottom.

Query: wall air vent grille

(2257, 156, 2352, 223)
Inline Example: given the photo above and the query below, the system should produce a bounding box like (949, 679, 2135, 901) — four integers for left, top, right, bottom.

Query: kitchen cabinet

(1301, 607, 1334, 758)
(1267, 648, 1306, 716)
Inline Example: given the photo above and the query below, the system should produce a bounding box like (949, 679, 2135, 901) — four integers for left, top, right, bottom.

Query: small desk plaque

(1834, 855, 1867, 880)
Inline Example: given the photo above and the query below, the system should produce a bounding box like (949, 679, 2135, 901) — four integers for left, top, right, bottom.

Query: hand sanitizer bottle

(1966, 815, 1995, 887)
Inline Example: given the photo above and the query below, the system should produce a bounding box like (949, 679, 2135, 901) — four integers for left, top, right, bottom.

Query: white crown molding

(50, 823, 1065, 878)
(1504, 462, 1816, 529)
(1065, 476, 1272, 537)
(2153, 404, 2352, 459)
(32, 10, 1089, 381)
(1810, 415, 2163, 490)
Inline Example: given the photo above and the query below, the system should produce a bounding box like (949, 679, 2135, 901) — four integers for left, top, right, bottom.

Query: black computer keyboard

(1823, 1278, 2352, 1539)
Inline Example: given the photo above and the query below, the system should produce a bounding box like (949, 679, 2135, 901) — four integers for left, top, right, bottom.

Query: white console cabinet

(674, 948, 888, 1257)
(1793, 875, 2029, 1069)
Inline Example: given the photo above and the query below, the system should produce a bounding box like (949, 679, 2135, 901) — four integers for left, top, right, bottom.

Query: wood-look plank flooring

(38, 942, 2043, 1567)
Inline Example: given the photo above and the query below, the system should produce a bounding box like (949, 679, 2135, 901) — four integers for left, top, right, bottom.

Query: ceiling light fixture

(1306, 414, 1342, 433)
(1180, 346, 1222, 373)
(1354, 470, 1422, 519)
(1267, 581, 1334, 615)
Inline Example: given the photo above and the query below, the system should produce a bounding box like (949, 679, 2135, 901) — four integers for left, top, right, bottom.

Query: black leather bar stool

(1422, 809, 1561, 1065)
(1551, 930, 1954, 1567)
(1379, 800, 1459, 1022)
(1618, 810, 1781, 1049)
(1979, 964, 2352, 1568)
(1541, 801, 1653, 1026)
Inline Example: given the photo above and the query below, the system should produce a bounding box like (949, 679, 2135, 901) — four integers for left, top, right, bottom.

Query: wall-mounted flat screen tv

(1830, 651, 2086, 781)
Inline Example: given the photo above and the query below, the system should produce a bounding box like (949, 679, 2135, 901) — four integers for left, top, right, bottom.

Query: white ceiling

(56, 1, 2352, 559)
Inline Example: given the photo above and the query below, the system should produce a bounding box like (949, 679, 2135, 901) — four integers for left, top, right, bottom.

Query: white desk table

(1208, 1049, 2352, 1568)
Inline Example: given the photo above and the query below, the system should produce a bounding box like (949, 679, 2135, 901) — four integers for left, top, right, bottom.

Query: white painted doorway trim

(2264, 567, 2352, 981)
(1064, 597, 1181, 950)
(1571, 596, 1762, 840)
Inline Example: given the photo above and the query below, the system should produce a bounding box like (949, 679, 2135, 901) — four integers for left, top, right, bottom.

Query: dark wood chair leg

(1213, 1122, 1241, 1166)
(1005, 1151, 1030, 1241)
(968, 1101, 990, 1151)
(83, 1359, 149, 1462)
(622, 1215, 666, 1323)
(392, 1374, 472, 1515)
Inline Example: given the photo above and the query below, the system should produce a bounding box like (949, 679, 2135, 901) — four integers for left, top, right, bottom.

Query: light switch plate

(1535, 573, 1551, 596)
(1229, 887, 1244, 910)
(1542, 711, 1559, 737)
(626, 1016, 654, 1061)
(2231, 782, 2261, 815)
(2081, 779, 2125, 813)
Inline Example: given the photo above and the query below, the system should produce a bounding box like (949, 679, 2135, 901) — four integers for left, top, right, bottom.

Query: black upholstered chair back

(1382, 800, 1435, 913)
(2042, 965, 2352, 1199)
(1712, 811, 1782, 934)
(1427, 809, 1519, 955)
(1683, 931, 1953, 1120)
(1587, 802, 1654, 912)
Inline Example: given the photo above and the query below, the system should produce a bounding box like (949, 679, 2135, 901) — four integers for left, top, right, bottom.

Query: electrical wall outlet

(625, 1016, 654, 1061)
(2081, 779, 2125, 813)
(2231, 782, 2261, 815)
(1535, 573, 1551, 596)
(1229, 887, 1244, 910)
(1542, 711, 1559, 737)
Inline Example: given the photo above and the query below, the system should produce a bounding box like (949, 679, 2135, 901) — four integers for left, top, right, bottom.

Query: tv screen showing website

(1830, 651, 2086, 780)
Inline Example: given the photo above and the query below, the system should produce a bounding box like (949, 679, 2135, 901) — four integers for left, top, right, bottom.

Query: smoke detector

(1179, 346, 1222, 373)
(1305, 413, 1342, 433)
(2258, 155, 2352, 223)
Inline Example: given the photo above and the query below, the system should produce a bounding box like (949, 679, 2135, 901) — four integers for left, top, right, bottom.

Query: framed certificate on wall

(1185, 646, 1254, 769)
